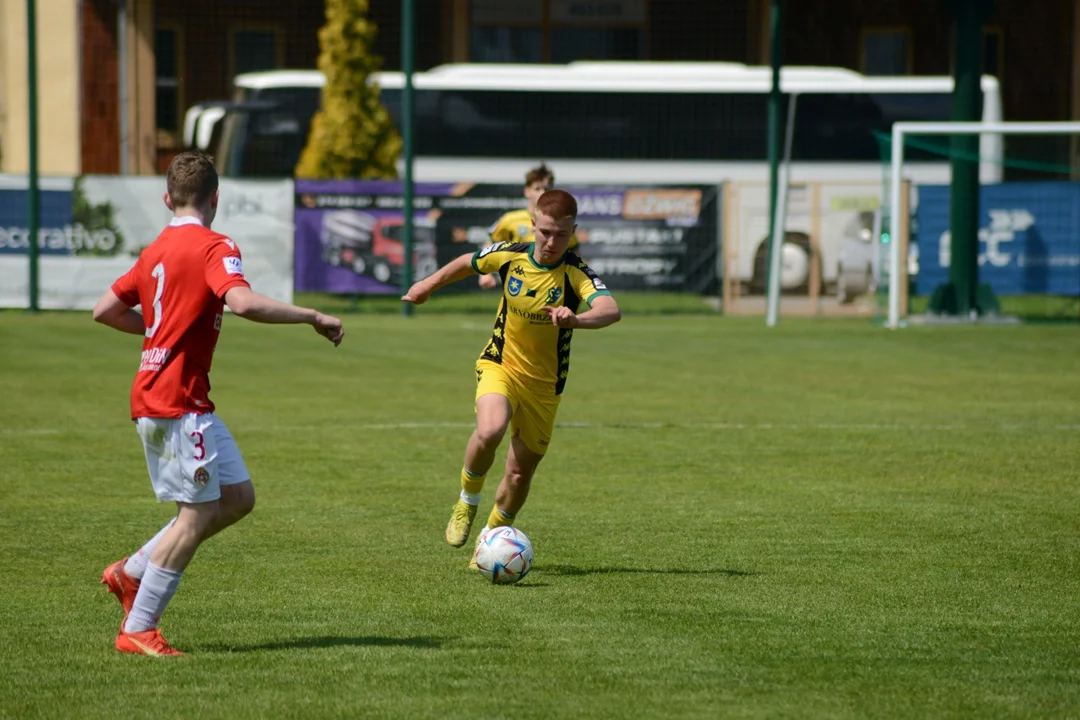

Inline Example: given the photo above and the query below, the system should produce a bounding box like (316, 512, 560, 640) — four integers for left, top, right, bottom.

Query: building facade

(0, 0, 1076, 176)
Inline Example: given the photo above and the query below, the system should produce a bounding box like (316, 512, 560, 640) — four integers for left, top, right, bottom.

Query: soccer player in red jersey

(94, 150, 344, 656)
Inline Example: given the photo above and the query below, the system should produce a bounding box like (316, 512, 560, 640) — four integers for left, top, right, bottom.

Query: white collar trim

(169, 216, 204, 227)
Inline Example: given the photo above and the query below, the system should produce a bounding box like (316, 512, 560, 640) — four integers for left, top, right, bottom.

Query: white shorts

(135, 413, 250, 504)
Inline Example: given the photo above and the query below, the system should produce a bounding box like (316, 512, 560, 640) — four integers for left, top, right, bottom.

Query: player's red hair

(534, 189, 577, 221)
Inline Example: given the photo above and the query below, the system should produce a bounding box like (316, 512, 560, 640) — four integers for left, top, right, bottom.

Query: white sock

(460, 489, 481, 505)
(124, 562, 183, 633)
(124, 518, 176, 580)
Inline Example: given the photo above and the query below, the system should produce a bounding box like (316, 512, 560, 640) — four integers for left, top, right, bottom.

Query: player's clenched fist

(543, 305, 579, 328)
(313, 312, 344, 346)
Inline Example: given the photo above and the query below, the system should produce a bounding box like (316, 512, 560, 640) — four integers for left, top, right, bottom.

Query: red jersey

(111, 217, 250, 419)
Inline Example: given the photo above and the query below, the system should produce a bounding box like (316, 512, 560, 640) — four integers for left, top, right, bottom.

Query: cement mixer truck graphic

(320, 210, 438, 286)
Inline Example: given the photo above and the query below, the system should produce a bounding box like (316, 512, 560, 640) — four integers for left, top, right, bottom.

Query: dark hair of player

(166, 150, 219, 208)
(525, 163, 555, 187)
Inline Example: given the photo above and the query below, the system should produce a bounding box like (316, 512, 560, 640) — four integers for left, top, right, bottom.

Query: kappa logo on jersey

(545, 287, 563, 304)
(507, 277, 524, 297)
(512, 266, 526, 276)
(223, 256, 243, 275)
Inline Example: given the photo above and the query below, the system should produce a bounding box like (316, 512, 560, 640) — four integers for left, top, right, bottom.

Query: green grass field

(1, 307, 1078, 719)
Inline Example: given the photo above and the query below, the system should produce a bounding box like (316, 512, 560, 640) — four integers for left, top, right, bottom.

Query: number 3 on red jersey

(145, 263, 165, 339)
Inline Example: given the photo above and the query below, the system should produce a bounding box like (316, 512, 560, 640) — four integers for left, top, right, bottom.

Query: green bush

(295, 0, 401, 179)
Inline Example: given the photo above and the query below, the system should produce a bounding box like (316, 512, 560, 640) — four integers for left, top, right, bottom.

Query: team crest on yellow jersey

(507, 276, 524, 296)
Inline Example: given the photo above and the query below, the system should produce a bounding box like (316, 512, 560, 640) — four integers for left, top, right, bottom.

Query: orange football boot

(101, 557, 140, 619)
(115, 627, 183, 656)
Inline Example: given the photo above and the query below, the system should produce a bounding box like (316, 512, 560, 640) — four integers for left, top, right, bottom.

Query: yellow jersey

(489, 209, 581, 252)
(471, 242, 612, 395)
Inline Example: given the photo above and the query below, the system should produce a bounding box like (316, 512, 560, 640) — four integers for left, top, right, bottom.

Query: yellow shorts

(475, 360, 561, 455)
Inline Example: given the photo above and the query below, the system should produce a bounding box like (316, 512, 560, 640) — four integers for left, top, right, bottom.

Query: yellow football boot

(445, 499, 479, 548)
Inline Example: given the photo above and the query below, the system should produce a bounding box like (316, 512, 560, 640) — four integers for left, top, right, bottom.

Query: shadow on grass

(202, 635, 451, 653)
(541, 564, 755, 577)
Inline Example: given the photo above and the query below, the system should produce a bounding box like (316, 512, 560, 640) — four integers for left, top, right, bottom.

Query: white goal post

(887, 121, 1080, 329)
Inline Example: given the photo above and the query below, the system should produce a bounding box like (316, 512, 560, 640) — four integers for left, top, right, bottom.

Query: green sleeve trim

(471, 252, 482, 274)
(584, 290, 613, 306)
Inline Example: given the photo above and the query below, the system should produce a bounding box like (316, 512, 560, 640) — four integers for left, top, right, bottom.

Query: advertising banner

(0, 175, 295, 309)
(294, 180, 458, 295)
(294, 180, 720, 295)
(915, 183, 1080, 296)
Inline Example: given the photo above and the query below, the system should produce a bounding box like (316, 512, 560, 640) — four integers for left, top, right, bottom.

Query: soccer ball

(475, 526, 533, 585)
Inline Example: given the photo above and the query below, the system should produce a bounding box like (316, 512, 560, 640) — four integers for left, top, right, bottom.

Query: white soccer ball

(475, 526, 534, 585)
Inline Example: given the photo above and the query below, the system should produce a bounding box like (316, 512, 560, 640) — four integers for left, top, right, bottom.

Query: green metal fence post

(764, 0, 783, 322)
(933, 0, 997, 316)
(27, 0, 40, 313)
(400, 0, 415, 318)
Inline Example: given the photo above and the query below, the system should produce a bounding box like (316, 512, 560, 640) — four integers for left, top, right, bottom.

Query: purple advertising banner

(294, 180, 460, 294)
(295, 180, 720, 295)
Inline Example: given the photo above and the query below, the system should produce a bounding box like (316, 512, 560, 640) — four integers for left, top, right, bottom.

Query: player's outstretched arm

(92, 290, 146, 335)
(401, 252, 477, 305)
(224, 287, 344, 346)
(543, 295, 621, 330)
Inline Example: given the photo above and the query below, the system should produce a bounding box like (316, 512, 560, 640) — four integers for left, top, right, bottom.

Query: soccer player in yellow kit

(479, 163, 580, 290)
(402, 190, 621, 566)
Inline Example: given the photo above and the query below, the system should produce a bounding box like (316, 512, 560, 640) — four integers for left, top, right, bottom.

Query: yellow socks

(487, 506, 516, 529)
(461, 467, 486, 496)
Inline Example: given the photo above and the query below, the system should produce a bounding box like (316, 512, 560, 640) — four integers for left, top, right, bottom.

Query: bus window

(220, 86, 322, 176)
(385, 88, 955, 163)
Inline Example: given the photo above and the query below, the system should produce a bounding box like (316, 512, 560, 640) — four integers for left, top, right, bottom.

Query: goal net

(878, 121, 1080, 327)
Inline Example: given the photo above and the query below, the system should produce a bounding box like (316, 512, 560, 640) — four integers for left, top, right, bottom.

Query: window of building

(470, 0, 647, 63)
(155, 25, 183, 136)
(861, 27, 911, 75)
(230, 26, 283, 77)
(470, 26, 543, 63)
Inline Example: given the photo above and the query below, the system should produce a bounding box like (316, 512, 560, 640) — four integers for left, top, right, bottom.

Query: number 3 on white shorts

(145, 262, 165, 339)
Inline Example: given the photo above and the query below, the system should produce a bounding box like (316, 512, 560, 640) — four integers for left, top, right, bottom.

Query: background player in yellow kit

(402, 190, 620, 566)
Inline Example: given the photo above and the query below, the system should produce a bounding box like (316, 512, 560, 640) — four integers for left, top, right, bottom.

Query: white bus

(186, 63, 1002, 298)
(190, 62, 1003, 185)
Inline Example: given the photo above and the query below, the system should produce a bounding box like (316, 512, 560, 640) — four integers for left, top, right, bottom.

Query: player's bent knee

(221, 481, 256, 520)
(475, 422, 509, 448)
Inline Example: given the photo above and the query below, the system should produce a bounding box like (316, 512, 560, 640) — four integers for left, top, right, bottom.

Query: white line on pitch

(239, 422, 1080, 432)
(13, 423, 1076, 435)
